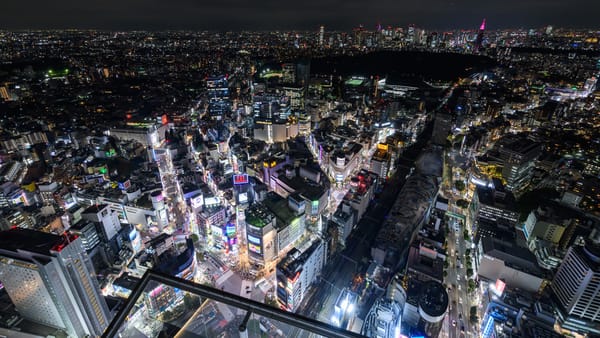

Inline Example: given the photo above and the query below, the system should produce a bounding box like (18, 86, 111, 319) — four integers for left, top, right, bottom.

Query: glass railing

(103, 270, 365, 338)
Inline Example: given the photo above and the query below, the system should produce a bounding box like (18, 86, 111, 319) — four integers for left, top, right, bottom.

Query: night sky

(2, 0, 598, 31)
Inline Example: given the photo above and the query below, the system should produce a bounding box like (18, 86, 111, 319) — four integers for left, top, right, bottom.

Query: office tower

(551, 241, 600, 334)
(295, 59, 310, 91)
(0, 228, 111, 337)
(0, 86, 9, 101)
(473, 182, 520, 244)
(488, 134, 541, 195)
(370, 143, 391, 179)
(69, 220, 101, 253)
(319, 25, 324, 46)
(353, 25, 364, 46)
(206, 75, 229, 100)
(81, 204, 121, 241)
(281, 63, 296, 84)
(474, 18, 486, 52)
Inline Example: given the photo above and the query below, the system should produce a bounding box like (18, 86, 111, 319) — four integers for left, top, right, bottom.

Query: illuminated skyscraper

(276, 239, 325, 312)
(319, 25, 325, 46)
(551, 241, 600, 335)
(474, 18, 486, 52)
(0, 228, 111, 337)
(0, 86, 9, 101)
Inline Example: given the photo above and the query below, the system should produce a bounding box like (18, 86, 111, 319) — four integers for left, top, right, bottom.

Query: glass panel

(105, 272, 359, 338)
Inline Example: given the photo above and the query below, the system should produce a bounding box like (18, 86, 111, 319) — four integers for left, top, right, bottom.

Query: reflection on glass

(104, 271, 363, 338)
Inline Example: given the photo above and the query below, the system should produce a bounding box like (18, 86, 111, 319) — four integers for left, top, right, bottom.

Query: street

(297, 120, 434, 332)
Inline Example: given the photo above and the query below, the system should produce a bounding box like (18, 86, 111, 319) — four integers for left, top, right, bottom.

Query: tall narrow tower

(474, 18, 486, 52)
(319, 25, 325, 46)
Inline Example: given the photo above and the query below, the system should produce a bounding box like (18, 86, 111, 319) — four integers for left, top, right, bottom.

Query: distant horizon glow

(2, 0, 600, 31)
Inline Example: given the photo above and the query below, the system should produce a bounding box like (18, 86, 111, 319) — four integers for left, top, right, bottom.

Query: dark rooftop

(419, 280, 449, 318)
(263, 192, 302, 228)
(113, 274, 142, 291)
(277, 240, 321, 279)
(83, 203, 108, 214)
(0, 228, 70, 256)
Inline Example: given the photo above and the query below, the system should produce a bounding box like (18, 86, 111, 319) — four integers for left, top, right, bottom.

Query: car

(460, 325, 465, 333)
(459, 313, 462, 320)
(452, 320, 457, 327)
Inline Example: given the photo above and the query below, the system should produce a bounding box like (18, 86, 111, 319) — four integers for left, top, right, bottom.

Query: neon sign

(233, 174, 249, 185)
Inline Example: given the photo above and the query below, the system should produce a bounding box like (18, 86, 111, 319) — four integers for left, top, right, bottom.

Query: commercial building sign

(233, 174, 249, 185)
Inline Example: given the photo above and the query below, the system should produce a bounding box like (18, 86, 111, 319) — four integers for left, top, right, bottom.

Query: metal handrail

(103, 269, 365, 338)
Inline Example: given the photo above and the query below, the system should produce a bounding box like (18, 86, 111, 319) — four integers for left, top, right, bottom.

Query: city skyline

(1, 6, 600, 338)
(2, 0, 600, 31)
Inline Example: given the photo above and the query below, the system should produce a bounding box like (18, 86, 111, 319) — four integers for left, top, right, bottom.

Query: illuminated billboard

(118, 180, 131, 190)
(204, 196, 220, 206)
(493, 279, 505, 296)
(191, 194, 204, 209)
(249, 243, 262, 254)
(248, 234, 261, 245)
(225, 223, 236, 237)
(233, 174, 249, 185)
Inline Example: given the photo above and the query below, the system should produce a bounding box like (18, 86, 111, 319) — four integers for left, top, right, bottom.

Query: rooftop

(0, 228, 75, 256)
(82, 203, 108, 215)
(482, 237, 544, 276)
(407, 244, 444, 282)
(263, 192, 302, 228)
(419, 280, 449, 318)
(277, 239, 322, 279)
(245, 203, 274, 229)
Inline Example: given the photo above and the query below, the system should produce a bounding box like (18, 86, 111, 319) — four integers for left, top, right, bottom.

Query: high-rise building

(206, 75, 230, 100)
(370, 143, 392, 179)
(487, 134, 541, 195)
(0, 86, 10, 101)
(0, 228, 111, 337)
(81, 204, 121, 241)
(281, 63, 296, 84)
(69, 220, 101, 253)
(319, 25, 325, 46)
(551, 241, 600, 335)
(245, 204, 278, 267)
(417, 281, 448, 337)
(276, 239, 326, 312)
(474, 18, 486, 52)
(403, 279, 448, 338)
(473, 182, 520, 244)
